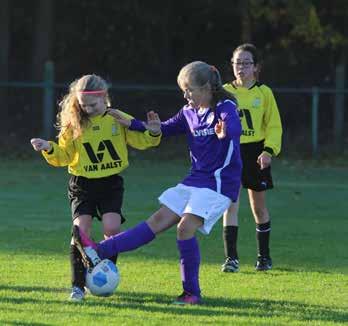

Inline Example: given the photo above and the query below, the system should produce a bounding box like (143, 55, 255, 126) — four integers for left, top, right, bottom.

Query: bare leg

(102, 212, 122, 264)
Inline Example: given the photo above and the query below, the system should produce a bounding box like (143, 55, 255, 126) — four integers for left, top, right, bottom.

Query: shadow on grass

(0, 321, 48, 326)
(0, 284, 68, 293)
(0, 285, 347, 324)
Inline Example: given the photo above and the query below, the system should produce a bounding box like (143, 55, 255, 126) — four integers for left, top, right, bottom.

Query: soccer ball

(86, 259, 120, 297)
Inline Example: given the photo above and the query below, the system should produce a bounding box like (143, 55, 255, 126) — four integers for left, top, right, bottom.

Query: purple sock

(177, 237, 201, 297)
(97, 222, 155, 259)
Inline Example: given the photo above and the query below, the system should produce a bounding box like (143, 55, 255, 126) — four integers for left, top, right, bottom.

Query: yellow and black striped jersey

(42, 110, 161, 178)
(223, 82, 282, 156)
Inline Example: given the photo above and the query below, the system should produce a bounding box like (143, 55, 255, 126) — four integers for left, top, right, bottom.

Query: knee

(177, 220, 194, 239)
(176, 222, 186, 239)
(73, 217, 92, 234)
(223, 209, 238, 225)
(253, 207, 269, 223)
(147, 212, 163, 233)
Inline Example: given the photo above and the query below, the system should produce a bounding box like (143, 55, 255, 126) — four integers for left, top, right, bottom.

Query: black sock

(70, 244, 86, 289)
(223, 226, 239, 260)
(256, 221, 271, 258)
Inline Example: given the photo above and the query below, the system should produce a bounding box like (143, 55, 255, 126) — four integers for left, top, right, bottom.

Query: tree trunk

(239, 0, 252, 43)
(0, 0, 10, 134)
(31, 0, 54, 81)
(334, 53, 346, 152)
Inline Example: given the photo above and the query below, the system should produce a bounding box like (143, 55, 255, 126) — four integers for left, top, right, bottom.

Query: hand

(145, 110, 161, 135)
(30, 138, 51, 151)
(106, 108, 131, 127)
(214, 119, 226, 139)
(257, 152, 272, 170)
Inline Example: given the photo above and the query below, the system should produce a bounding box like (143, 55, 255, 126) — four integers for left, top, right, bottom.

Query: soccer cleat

(221, 257, 239, 273)
(255, 256, 272, 271)
(72, 225, 100, 270)
(69, 286, 85, 302)
(172, 291, 202, 305)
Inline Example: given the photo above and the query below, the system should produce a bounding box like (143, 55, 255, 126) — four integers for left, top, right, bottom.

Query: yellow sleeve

(41, 130, 76, 166)
(263, 87, 282, 156)
(125, 129, 161, 149)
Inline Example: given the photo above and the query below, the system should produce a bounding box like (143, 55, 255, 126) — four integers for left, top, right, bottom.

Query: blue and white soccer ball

(86, 259, 120, 297)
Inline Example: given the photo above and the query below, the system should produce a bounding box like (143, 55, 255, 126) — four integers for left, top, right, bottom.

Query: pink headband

(78, 90, 106, 95)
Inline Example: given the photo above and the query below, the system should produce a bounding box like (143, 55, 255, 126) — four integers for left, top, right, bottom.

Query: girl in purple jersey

(73, 61, 242, 305)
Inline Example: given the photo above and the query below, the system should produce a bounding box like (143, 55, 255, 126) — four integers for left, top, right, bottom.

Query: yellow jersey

(224, 82, 282, 156)
(42, 110, 161, 178)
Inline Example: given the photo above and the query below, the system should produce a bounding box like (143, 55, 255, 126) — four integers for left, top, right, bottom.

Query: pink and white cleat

(172, 291, 202, 305)
(72, 225, 100, 270)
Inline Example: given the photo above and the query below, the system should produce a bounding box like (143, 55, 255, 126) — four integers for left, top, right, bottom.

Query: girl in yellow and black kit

(221, 44, 282, 272)
(30, 74, 161, 301)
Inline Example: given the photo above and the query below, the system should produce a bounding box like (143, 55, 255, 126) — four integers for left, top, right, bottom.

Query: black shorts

(68, 174, 126, 222)
(240, 140, 274, 192)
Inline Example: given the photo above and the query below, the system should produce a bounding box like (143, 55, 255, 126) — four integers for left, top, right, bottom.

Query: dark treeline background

(0, 0, 347, 156)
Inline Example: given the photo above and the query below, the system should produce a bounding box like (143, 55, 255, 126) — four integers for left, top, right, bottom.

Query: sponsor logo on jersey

(241, 130, 255, 136)
(192, 128, 215, 137)
(82, 140, 122, 172)
(111, 124, 118, 135)
(252, 97, 261, 108)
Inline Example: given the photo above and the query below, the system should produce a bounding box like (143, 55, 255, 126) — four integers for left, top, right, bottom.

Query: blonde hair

(56, 74, 111, 139)
(177, 61, 236, 109)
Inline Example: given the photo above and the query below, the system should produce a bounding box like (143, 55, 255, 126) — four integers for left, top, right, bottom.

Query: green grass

(1, 157, 347, 325)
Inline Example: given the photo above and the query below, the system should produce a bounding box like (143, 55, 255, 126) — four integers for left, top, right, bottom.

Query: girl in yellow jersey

(222, 44, 282, 272)
(30, 74, 160, 301)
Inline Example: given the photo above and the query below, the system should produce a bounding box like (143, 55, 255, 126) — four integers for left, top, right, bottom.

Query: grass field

(1, 156, 347, 325)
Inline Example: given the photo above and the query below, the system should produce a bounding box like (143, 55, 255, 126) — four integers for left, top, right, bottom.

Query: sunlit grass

(0, 158, 347, 325)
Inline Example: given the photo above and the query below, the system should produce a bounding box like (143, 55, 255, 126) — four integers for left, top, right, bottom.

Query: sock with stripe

(256, 221, 271, 258)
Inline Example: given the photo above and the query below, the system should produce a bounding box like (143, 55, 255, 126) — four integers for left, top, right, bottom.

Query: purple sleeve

(129, 109, 187, 137)
(160, 109, 187, 137)
(129, 119, 146, 132)
(218, 100, 242, 139)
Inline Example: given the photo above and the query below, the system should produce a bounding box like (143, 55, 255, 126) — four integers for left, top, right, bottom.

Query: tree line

(0, 0, 347, 151)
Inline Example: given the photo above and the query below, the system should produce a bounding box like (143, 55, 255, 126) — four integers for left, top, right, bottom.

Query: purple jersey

(130, 100, 242, 201)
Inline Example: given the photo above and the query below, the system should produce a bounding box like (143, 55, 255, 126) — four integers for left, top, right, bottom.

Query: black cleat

(255, 256, 272, 271)
(221, 258, 239, 272)
(72, 225, 100, 271)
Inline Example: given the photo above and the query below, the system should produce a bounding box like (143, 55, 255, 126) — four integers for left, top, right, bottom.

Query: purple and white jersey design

(130, 100, 242, 201)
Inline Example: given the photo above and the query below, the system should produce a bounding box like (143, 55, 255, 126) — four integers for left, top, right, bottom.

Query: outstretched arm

(106, 109, 131, 127)
(107, 108, 161, 136)
(30, 138, 52, 152)
(145, 111, 161, 136)
(31, 130, 75, 166)
(119, 108, 187, 137)
(106, 108, 161, 149)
